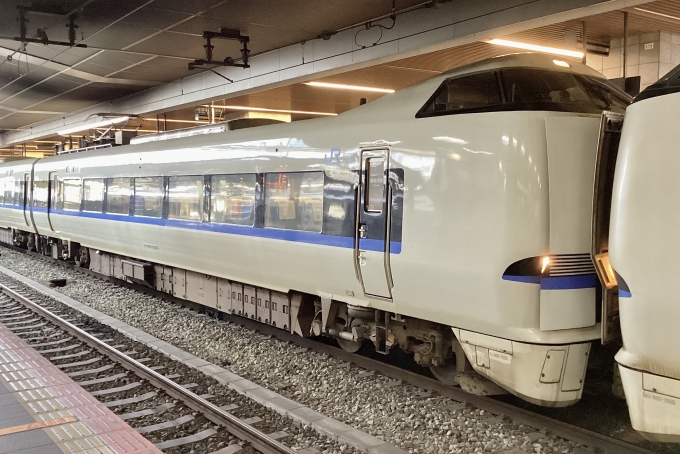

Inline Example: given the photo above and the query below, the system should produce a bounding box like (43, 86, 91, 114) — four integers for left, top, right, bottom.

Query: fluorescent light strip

(58, 116, 130, 136)
(487, 38, 584, 59)
(304, 81, 395, 93)
(222, 106, 337, 116)
(634, 7, 680, 20)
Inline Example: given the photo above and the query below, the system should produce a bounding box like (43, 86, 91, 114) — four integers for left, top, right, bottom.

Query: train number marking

(643, 392, 677, 406)
(490, 350, 512, 364)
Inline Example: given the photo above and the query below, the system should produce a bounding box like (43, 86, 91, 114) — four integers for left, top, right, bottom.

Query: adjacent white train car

(608, 64, 680, 441)
(0, 159, 38, 246)
(0, 53, 632, 407)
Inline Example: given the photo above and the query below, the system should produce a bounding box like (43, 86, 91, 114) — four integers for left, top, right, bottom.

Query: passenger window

(14, 179, 25, 207)
(264, 172, 323, 232)
(32, 180, 49, 209)
(365, 158, 385, 213)
(419, 71, 502, 116)
(59, 179, 82, 211)
(2, 178, 12, 205)
(133, 177, 163, 218)
(210, 174, 255, 225)
(106, 178, 131, 215)
(83, 178, 104, 213)
(168, 176, 203, 221)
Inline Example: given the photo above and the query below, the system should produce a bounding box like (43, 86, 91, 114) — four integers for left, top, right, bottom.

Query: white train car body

(0, 54, 632, 407)
(609, 65, 680, 441)
(0, 159, 37, 244)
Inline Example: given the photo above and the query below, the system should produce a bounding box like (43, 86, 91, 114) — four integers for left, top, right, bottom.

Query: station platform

(0, 319, 161, 454)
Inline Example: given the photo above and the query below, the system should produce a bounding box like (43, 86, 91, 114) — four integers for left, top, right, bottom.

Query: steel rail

(0, 282, 296, 454)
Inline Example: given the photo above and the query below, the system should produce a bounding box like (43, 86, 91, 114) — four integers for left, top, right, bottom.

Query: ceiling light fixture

(222, 106, 337, 116)
(633, 7, 680, 20)
(304, 81, 395, 93)
(58, 116, 130, 136)
(487, 38, 584, 59)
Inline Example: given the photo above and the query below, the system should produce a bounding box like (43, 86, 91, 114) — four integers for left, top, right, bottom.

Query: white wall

(587, 31, 680, 90)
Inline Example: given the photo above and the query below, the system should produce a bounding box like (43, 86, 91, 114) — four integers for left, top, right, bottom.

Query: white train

(0, 53, 632, 407)
(603, 63, 680, 441)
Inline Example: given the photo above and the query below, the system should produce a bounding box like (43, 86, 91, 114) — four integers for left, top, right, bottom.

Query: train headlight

(502, 255, 552, 283)
(541, 256, 550, 273)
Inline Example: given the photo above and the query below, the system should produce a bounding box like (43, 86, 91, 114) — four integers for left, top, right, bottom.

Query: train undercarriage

(4, 227, 611, 406)
(3, 227, 493, 391)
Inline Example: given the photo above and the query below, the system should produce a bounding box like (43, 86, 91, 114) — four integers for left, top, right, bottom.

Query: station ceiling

(0, 0, 426, 132)
(0, 0, 678, 156)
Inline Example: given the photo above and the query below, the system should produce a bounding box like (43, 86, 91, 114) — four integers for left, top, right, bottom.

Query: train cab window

(58, 179, 82, 211)
(500, 68, 630, 113)
(264, 172, 324, 232)
(133, 177, 163, 218)
(33, 180, 49, 209)
(365, 158, 385, 213)
(83, 179, 104, 213)
(168, 176, 203, 221)
(418, 71, 502, 116)
(106, 178, 131, 215)
(210, 174, 256, 226)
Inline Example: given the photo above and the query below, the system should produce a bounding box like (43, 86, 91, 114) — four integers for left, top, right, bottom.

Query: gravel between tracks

(0, 249, 591, 454)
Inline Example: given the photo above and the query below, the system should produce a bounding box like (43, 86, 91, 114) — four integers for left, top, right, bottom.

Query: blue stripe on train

(619, 290, 632, 298)
(502, 273, 597, 290)
(5, 204, 402, 254)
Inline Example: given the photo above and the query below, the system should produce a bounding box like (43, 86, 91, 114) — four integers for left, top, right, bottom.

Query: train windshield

(501, 68, 630, 113)
(417, 68, 630, 117)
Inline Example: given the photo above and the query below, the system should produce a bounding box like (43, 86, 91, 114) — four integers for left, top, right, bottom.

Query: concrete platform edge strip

(0, 265, 407, 454)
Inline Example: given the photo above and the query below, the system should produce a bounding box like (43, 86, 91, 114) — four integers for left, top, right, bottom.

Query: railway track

(0, 243, 665, 454)
(0, 275, 298, 454)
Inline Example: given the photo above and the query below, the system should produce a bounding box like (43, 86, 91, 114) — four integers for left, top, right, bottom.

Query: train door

(355, 148, 394, 299)
(47, 172, 58, 232)
(22, 173, 30, 227)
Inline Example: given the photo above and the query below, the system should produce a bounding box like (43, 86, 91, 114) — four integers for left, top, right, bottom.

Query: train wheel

(337, 337, 364, 353)
(430, 363, 458, 386)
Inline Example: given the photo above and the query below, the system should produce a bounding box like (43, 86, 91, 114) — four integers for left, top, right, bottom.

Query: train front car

(0, 53, 633, 410)
(376, 53, 630, 407)
(609, 65, 680, 441)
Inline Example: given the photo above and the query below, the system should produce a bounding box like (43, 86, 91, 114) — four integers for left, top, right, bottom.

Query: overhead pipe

(623, 12, 629, 78)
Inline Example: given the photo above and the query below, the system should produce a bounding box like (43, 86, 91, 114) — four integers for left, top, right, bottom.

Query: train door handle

(358, 253, 366, 266)
(359, 224, 367, 238)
